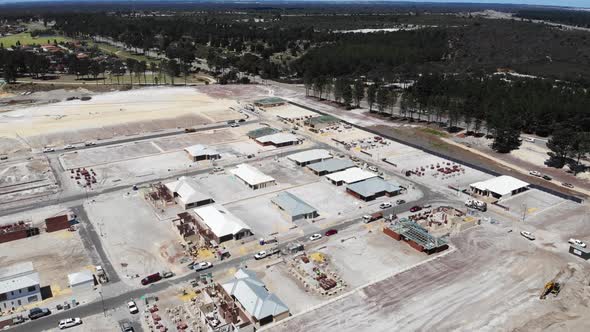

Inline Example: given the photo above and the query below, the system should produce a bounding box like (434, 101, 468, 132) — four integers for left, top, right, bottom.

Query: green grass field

(0, 32, 72, 47)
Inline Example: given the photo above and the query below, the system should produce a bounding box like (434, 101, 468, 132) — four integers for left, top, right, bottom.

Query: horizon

(0, 0, 588, 8)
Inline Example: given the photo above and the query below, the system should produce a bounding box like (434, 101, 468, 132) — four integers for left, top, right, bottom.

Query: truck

(465, 199, 487, 212)
(96, 265, 109, 283)
(363, 212, 383, 224)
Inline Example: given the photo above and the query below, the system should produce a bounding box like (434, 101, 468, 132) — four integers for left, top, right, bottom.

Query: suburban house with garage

(307, 159, 356, 176)
(255, 133, 300, 147)
(184, 144, 221, 162)
(346, 177, 402, 201)
(469, 175, 529, 200)
(0, 262, 41, 311)
(221, 269, 290, 327)
(230, 164, 276, 190)
(194, 206, 253, 244)
(271, 192, 318, 221)
(287, 149, 332, 167)
(165, 176, 214, 209)
(325, 167, 378, 186)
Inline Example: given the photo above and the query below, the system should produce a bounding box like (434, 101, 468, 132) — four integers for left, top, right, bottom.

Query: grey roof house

(271, 192, 318, 221)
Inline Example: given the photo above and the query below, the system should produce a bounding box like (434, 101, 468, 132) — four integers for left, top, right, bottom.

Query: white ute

(58, 317, 82, 329)
(568, 238, 587, 248)
(520, 231, 536, 241)
(128, 301, 138, 314)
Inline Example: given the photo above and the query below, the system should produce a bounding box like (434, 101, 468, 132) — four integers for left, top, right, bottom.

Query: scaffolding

(388, 218, 447, 251)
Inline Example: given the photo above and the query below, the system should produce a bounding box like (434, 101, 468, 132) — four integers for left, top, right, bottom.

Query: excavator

(540, 280, 561, 299)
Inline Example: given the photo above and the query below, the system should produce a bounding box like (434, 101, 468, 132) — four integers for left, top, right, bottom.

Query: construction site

(0, 83, 588, 332)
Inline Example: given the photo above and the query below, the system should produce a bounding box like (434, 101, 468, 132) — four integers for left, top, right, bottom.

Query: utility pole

(99, 290, 106, 316)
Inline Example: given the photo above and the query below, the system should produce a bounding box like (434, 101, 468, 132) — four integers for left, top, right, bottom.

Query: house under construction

(383, 218, 448, 254)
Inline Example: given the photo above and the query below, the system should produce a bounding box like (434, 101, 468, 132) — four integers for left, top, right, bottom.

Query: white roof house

(287, 149, 332, 166)
(165, 177, 213, 208)
(230, 164, 276, 189)
(68, 270, 94, 288)
(325, 167, 378, 185)
(255, 133, 299, 146)
(470, 175, 530, 198)
(184, 144, 221, 161)
(222, 269, 289, 322)
(194, 206, 251, 241)
(0, 262, 40, 296)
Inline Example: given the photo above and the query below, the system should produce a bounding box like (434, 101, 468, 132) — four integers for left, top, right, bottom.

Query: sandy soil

(0, 87, 237, 140)
(268, 222, 590, 332)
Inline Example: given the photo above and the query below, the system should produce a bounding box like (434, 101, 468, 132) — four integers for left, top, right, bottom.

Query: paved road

(72, 205, 120, 284)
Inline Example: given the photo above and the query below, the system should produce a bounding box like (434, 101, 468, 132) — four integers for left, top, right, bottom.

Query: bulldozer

(540, 280, 561, 299)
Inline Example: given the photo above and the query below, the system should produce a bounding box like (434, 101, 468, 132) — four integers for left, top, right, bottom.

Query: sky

(0, 0, 589, 7)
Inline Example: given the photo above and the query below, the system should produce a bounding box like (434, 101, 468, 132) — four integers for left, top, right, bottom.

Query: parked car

(64, 144, 75, 150)
(520, 231, 536, 241)
(325, 229, 338, 236)
(409, 206, 422, 213)
(524, 137, 535, 143)
(542, 174, 552, 181)
(395, 199, 406, 205)
(368, 165, 378, 172)
(140, 273, 162, 286)
(58, 317, 82, 329)
(529, 170, 541, 177)
(120, 321, 134, 332)
(422, 204, 432, 208)
(84, 141, 96, 146)
(309, 233, 322, 241)
(42, 147, 55, 153)
(379, 202, 392, 209)
(28, 307, 51, 320)
(254, 251, 268, 260)
(561, 183, 574, 189)
(161, 271, 174, 278)
(194, 262, 213, 271)
(568, 238, 587, 248)
(238, 118, 246, 123)
(127, 301, 138, 314)
(230, 123, 239, 128)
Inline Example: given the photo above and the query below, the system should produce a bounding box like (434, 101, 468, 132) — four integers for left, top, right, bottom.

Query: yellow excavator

(540, 280, 561, 299)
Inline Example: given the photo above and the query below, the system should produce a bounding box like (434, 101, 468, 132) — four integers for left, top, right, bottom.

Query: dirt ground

(0, 229, 92, 296)
(0, 87, 237, 143)
(268, 220, 590, 332)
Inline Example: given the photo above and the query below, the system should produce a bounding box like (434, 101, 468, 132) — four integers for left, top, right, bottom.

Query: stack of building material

(45, 215, 70, 232)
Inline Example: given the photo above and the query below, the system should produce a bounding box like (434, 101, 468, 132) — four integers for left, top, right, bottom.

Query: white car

(42, 147, 55, 153)
(64, 144, 75, 150)
(127, 301, 138, 314)
(254, 251, 268, 260)
(230, 123, 239, 128)
(520, 231, 536, 241)
(309, 233, 322, 241)
(368, 166, 378, 172)
(194, 262, 213, 271)
(568, 238, 587, 248)
(58, 317, 82, 329)
(524, 137, 535, 143)
(379, 202, 393, 209)
(84, 141, 96, 146)
(529, 170, 542, 177)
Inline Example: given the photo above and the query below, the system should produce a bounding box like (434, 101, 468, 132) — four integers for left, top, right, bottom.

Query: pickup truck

(363, 212, 383, 224)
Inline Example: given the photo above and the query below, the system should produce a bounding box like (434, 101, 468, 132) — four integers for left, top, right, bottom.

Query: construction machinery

(540, 280, 561, 299)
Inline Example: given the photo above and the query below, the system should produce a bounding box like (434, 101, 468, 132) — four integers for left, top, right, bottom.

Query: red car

(325, 229, 338, 236)
(409, 206, 422, 213)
